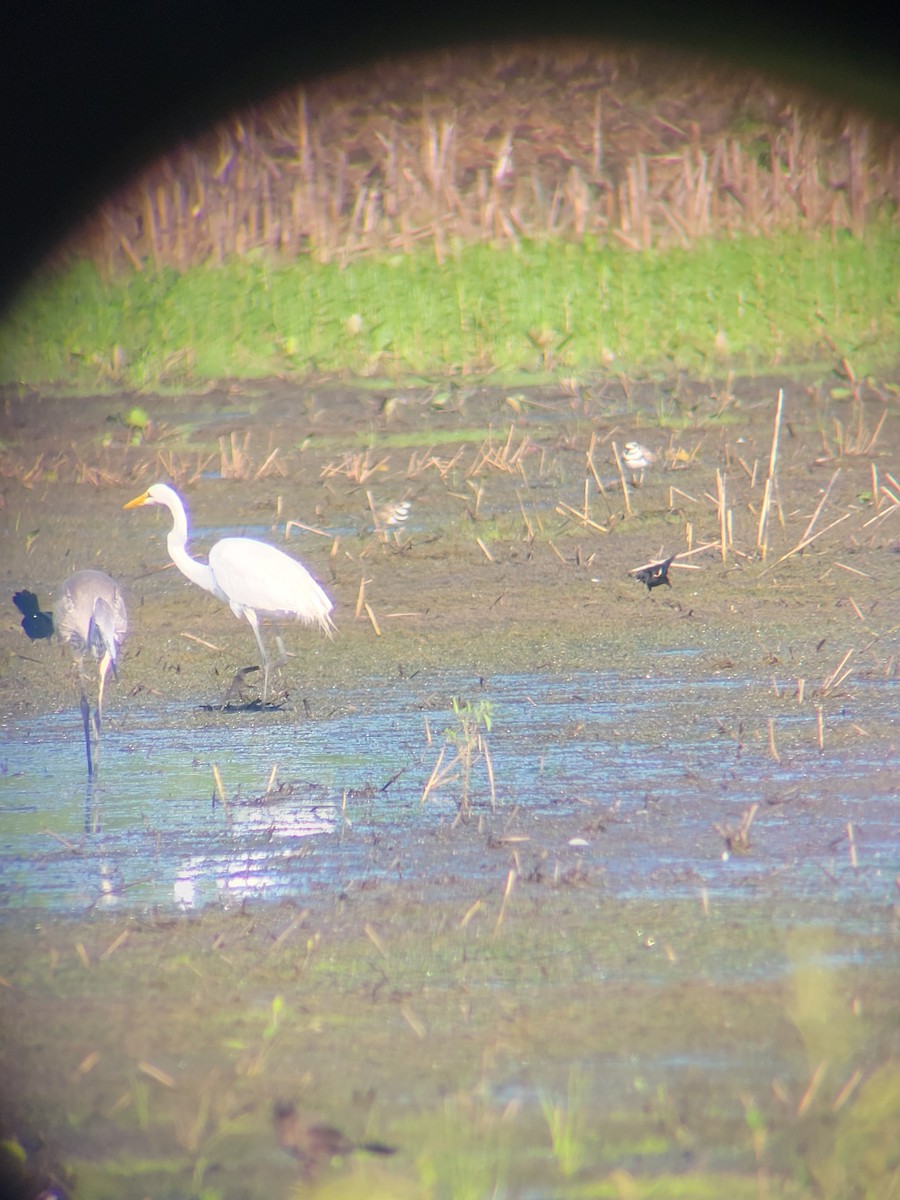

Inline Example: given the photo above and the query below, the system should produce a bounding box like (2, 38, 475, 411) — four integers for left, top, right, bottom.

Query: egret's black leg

(92, 704, 103, 776)
(79, 690, 94, 777)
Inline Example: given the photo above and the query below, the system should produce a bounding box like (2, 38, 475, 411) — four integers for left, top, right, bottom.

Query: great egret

(124, 482, 335, 703)
(13, 570, 128, 776)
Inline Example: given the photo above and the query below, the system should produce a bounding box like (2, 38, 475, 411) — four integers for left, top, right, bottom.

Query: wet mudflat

(0, 374, 898, 1198)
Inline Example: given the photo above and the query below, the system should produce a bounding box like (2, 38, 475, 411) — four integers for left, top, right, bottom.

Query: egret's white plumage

(56, 570, 128, 776)
(125, 482, 335, 702)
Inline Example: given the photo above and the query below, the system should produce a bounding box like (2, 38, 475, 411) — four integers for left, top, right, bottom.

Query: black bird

(633, 554, 675, 591)
(273, 1100, 396, 1179)
(12, 589, 55, 639)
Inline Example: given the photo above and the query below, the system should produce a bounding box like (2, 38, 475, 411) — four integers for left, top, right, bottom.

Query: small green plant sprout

(538, 1065, 590, 1177)
(446, 697, 495, 821)
(123, 404, 151, 441)
(421, 697, 496, 821)
(740, 1091, 768, 1170)
(228, 994, 286, 1078)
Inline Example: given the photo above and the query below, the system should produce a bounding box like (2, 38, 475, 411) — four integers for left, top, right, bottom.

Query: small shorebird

(623, 440, 657, 485)
(369, 495, 413, 542)
(378, 498, 412, 529)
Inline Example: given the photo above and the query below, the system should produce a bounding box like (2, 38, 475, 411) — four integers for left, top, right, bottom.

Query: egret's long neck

(166, 504, 217, 595)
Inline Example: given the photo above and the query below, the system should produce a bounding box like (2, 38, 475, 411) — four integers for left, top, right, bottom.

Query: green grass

(2, 227, 898, 388)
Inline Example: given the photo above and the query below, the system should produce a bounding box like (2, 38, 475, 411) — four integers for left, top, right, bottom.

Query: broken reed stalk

(586, 433, 606, 495)
(860, 475, 900, 532)
(482, 736, 496, 812)
(420, 745, 450, 804)
(365, 488, 380, 536)
(847, 596, 865, 622)
(212, 764, 227, 803)
(211, 764, 233, 825)
(861, 408, 888, 455)
(816, 704, 824, 750)
(493, 867, 517, 937)
(832, 1069, 864, 1113)
(555, 500, 609, 534)
(364, 602, 382, 636)
(801, 467, 841, 543)
(284, 518, 331, 539)
(757, 389, 783, 558)
(846, 821, 858, 868)
(611, 441, 633, 516)
(760, 511, 853, 576)
(797, 1061, 829, 1118)
(515, 489, 535, 542)
(716, 468, 728, 563)
(253, 447, 282, 480)
(820, 648, 854, 695)
(354, 576, 369, 620)
(767, 718, 780, 763)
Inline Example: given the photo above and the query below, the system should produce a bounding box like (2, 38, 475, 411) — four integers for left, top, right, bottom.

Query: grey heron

(13, 570, 127, 775)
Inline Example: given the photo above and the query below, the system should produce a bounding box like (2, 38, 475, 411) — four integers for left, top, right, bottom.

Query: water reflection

(1, 671, 896, 915)
(173, 799, 337, 907)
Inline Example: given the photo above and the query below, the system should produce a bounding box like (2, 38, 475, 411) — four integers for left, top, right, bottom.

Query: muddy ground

(0, 372, 898, 1198)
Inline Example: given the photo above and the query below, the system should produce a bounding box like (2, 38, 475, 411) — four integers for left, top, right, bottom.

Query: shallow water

(2, 380, 899, 1197)
(2, 668, 896, 922)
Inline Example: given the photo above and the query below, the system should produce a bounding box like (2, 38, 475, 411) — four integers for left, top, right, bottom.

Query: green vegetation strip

(1, 898, 897, 1199)
(3, 228, 898, 387)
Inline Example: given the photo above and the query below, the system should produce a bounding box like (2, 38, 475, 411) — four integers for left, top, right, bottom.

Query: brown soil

(2, 372, 897, 699)
(0, 373, 898, 1198)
